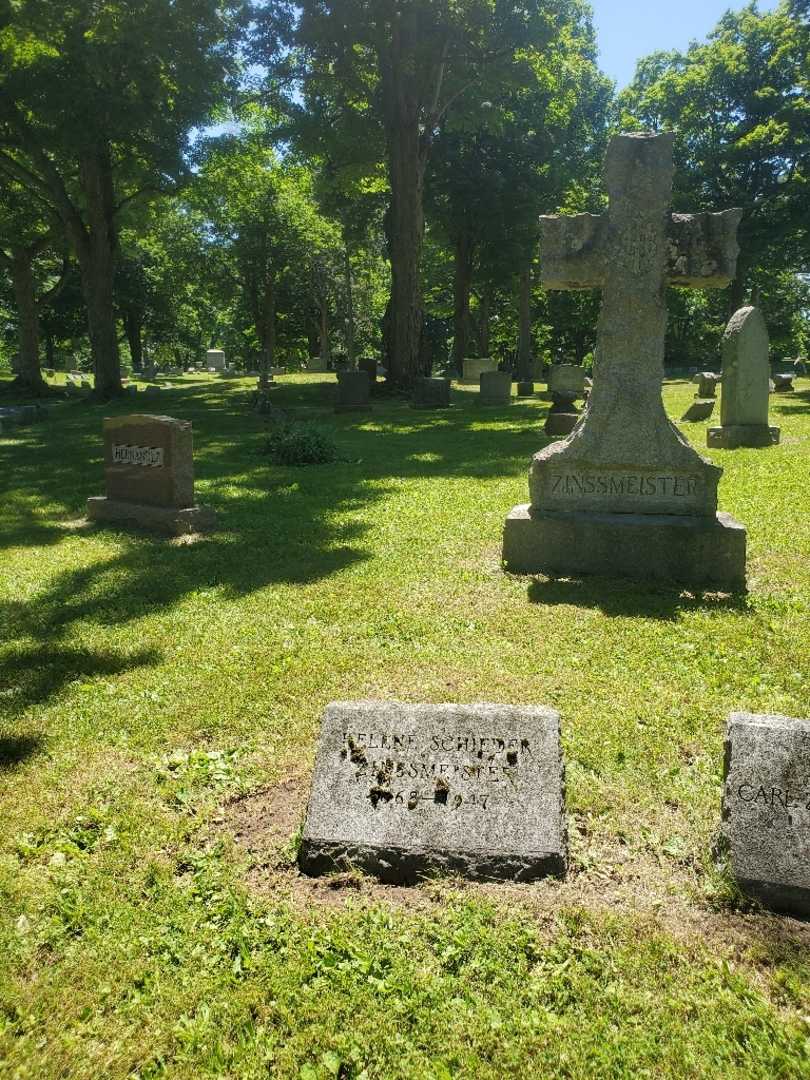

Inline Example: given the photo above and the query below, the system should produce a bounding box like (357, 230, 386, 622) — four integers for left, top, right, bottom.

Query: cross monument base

(502, 504, 746, 588)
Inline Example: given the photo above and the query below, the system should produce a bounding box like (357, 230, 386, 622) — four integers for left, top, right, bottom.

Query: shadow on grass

(1, 377, 552, 645)
(770, 388, 810, 415)
(526, 576, 750, 621)
(0, 734, 43, 772)
(0, 645, 162, 717)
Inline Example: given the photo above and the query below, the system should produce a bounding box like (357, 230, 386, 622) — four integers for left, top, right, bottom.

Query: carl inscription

(299, 701, 567, 884)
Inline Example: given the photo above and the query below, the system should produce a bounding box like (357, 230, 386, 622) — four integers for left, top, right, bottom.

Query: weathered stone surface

(506, 132, 746, 584)
(358, 356, 378, 384)
(87, 414, 215, 533)
(681, 399, 715, 422)
(516, 381, 535, 397)
(503, 504, 746, 586)
(335, 370, 371, 412)
(722, 712, 810, 917)
(545, 398, 582, 437)
(299, 701, 567, 884)
(478, 370, 512, 406)
(693, 372, 720, 398)
(100, 414, 194, 508)
(707, 424, 780, 449)
(86, 498, 216, 536)
(548, 365, 586, 398)
(461, 357, 497, 385)
(707, 307, 779, 449)
(206, 349, 226, 371)
(411, 377, 451, 409)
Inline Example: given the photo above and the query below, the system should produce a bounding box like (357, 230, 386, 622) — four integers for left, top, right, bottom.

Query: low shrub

(261, 421, 341, 466)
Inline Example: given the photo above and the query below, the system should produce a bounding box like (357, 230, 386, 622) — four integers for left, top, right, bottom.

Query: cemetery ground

(1, 372, 809, 1079)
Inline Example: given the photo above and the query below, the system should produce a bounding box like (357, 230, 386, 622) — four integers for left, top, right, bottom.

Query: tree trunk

(385, 128, 425, 387)
(9, 249, 48, 394)
(728, 258, 748, 317)
(378, 11, 434, 391)
(123, 309, 144, 372)
(319, 297, 331, 369)
(258, 278, 276, 390)
(73, 150, 123, 399)
(45, 328, 55, 369)
(478, 287, 492, 357)
(517, 266, 533, 382)
(343, 243, 355, 368)
(452, 229, 475, 376)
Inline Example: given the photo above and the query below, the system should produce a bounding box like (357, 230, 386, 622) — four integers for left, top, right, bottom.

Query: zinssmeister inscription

(550, 472, 700, 499)
(299, 701, 567, 884)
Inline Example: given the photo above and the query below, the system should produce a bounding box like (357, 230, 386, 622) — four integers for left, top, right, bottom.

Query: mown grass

(1, 372, 808, 1078)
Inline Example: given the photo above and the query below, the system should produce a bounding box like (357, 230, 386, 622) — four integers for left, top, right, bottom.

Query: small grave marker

(722, 712, 810, 917)
(708, 307, 779, 448)
(86, 414, 216, 535)
(299, 701, 567, 884)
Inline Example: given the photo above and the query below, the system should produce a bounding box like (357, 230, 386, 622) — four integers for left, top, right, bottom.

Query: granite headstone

(722, 712, 810, 917)
(86, 414, 216, 534)
(707, 307, 779, 448)
(461, 358, 497, 385)
(299, 701, 567, 884)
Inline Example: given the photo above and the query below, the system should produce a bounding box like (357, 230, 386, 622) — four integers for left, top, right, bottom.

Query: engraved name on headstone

(299, 701, 567, 884)
(722, 712, 810, 917)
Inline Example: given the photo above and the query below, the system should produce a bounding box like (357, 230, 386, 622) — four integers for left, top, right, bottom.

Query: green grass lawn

(1, 372, 808, 1078)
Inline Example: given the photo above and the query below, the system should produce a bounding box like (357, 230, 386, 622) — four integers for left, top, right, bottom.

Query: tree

(193, 120, 340, 386)
(0, 176, 68, 394)
(620, 0, 810, 313)
(0, 0, 245, 397)
(257, 0, 575, 389)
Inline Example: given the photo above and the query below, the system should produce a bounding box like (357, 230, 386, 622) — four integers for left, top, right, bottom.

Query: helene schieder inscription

(299, 701, 567, 884)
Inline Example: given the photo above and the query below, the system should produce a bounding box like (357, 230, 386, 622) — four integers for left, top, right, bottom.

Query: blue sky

(590, 0, 780, 88)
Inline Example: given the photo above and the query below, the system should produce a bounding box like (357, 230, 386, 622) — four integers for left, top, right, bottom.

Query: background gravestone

(708, 306, 779, 448)
(206, 349, 226, 371)
(461, 357, 497, 385)
(411, 376, 451, 409)
(299, 701, 567, 884)
(478, 370, 512, 406)
(680, 398, 715, 423)
(503, 131, 746, 587)
(722, 712, 809, 917)
(86, 414, 216, 535)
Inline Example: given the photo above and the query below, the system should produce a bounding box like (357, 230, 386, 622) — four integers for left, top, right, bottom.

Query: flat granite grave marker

(299, 701, 567, 884)
(680, 398, 715, 423)
(708, 307, 779, 448)
(722, 712, 810, 917)
(86, 414, 216, 535)
(503, 131, 746, 587)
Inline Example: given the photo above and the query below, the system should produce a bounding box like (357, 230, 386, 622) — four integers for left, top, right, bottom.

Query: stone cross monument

(503, 132, 746, 586)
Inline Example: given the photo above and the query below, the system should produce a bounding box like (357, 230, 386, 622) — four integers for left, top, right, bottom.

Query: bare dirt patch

(219, 778, 810, 991)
